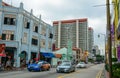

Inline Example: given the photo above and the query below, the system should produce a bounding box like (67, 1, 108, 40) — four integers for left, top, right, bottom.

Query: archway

(19, 51, 28, 67)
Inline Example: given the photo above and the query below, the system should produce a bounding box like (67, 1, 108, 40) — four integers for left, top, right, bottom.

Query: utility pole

(106, 0, 112, 78)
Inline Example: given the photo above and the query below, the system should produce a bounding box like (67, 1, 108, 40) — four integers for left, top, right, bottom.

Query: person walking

(5, 59, 12, 71)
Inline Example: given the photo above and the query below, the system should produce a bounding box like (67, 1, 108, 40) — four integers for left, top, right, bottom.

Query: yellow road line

(57, 69, 86, 78)
(96, 69, 103, 78)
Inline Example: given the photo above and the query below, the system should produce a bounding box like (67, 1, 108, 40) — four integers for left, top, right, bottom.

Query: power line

(93, 4, 113, 7)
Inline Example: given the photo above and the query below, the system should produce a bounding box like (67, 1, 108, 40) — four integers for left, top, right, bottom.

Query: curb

(0, 68, 27, 73)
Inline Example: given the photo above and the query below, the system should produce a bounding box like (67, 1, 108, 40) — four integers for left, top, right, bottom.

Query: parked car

(76, 62, 87, 68)
(56, 61, 76, 73)
(27, 61, 51, 72)
(94, 61, 100, 64)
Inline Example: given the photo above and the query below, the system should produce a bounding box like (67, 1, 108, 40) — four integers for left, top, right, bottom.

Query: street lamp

(66, 26, 73, 61)
(98, 33, 106, 61)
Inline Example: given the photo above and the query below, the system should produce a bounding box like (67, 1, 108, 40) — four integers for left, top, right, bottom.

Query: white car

(76, 62, 87, 68)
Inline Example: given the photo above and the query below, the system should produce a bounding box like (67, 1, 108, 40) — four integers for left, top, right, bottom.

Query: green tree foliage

(112, 63, 120, 78)
(96, 55, 104, 62)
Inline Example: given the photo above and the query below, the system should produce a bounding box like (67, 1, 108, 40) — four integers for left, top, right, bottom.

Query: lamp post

(106, 0, 112, 78)
(66, 26, 72, 61)
(98, 33, 106, 60)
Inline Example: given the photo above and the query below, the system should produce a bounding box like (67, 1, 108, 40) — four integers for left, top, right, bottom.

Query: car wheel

(28, 69, 32, 72)
(41, 67, 44, 71)
(38, 68, 41, 72)
(73, 69, 75, 72)
(56, 70, 60, 73)
(47, 67, 50, 71)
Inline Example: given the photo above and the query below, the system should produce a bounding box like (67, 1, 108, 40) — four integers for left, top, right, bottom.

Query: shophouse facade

(0, 1, 54, 67)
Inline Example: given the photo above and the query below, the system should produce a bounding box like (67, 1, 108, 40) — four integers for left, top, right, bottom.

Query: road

(0, 64, 104, 78)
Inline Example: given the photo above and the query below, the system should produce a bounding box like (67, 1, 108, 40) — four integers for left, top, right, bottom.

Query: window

(32, 38, 38, 45)
(11, 34, 14, 40)
(26, 22, 30, 28)
(33, 22, 39, 33)
(35, 26, 38, 33)
(2, 30, 14, 40)
(41, 24, 46, 36)
(49, 33, 53, 39)
(4, 15, 16, 25)
(22, 33, 27, 43)
(31, 36, 38, 45)
(41, 39, 45, 48)
(48, 41, 52, 49)
(24, 18, 30, 29)
(2, 34, 6, 40)
(33, 26, 38, 33)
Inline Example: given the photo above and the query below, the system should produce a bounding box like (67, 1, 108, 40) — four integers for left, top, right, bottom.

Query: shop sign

(19, 53, 25, 58)
(0, 44, 5, 53)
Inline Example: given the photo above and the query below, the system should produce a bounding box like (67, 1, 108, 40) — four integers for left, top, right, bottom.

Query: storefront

(19, 51, 28, 67)
(0, 44, 6, 66)
(4, 47, 17, 67)
(52, 54, 62, 67)
(40, 52, 55, 64)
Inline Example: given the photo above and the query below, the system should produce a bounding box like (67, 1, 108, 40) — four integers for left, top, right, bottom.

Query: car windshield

(37, 61, 43, 65)
(60, 63, 71, 66)
(79, 62, 85, 64)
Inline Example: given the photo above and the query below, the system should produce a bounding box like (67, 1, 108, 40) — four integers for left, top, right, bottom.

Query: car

(56, 61, 76, 73)
(76, 62, 87, 68)
(27, 61, 51, 72)
(94, 61, 100, 64)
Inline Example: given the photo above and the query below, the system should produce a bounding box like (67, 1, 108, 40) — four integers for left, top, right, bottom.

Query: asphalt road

(0, 63, 104, 78)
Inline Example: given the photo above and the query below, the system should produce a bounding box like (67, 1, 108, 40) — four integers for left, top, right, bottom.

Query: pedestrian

(5, 59, 12, 71)
(11, 59, 14, 68)
(21, 59, 26, 70)
(29, 59, 33, 64)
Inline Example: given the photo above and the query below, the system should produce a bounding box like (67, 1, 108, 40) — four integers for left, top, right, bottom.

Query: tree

(96, 55, 104, 62)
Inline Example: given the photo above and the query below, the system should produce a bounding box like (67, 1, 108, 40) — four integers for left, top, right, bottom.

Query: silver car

(76, 62, 87, 68)
(56, 62, 75, 73)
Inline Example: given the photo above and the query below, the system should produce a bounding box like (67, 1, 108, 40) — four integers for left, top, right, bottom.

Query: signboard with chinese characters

(0, 44, 5, 53)
(0, 43, 6, 57)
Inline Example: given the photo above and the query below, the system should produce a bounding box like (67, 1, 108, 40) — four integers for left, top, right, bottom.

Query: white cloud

(89, 16, 106, 34)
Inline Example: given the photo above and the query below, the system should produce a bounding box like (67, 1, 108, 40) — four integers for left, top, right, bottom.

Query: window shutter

(4, 17, 8, 24)
(11, 34, 14, 40)
(27, 22, 30, 28)
(2, 34, 6, 40)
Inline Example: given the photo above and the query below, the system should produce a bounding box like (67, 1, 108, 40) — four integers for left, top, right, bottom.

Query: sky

(3, 0, 112, 55)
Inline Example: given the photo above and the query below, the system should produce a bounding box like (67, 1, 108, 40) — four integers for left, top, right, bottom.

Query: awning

(0, 53, 6, 57)
(41, 52, 55, 58)
(55, 54, 62, 58)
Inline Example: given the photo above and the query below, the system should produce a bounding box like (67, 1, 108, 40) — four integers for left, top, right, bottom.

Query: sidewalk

(100, 69, 109, 78)
(0, 67, 27, 73)
(100, 70, 105, 78)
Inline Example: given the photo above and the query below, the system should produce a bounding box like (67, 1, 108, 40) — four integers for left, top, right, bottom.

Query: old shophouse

(0, 0, 54, 67)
